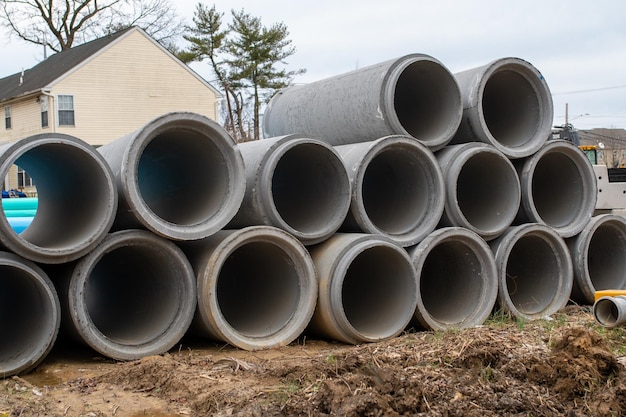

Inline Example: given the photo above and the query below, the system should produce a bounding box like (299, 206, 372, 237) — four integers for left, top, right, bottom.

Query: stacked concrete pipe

(180, 226, 317, 350)
(409, 227, 498, 330)
(49, 230, 196, 361)
(228, 134, 351, 245)
(436, 142, 521, 241)
(97, 112, 245, 241)
(0, 251, 60, 376)
(263, 54, 462, 151)
(0, 134, 117, 263)
(568, 214, 626, 305)
(307, 233, 418, 344)
(335, 135, 445, 247)
(489, 223, 573, 320)
(450, 57, 553, 159)
(516, 139, 597, 238)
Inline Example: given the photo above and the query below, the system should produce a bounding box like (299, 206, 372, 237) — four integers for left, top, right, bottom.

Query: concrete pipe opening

(438, 143, 520, 240)
(262, 54, 461, 150)
(272, 144, 346, 239)
(308, 234, 417, 344)
(0, 252, 60, 376)
(569, 215, 626, 304)
(410, 228, 498, 330)
(337, 136, 444, 247)
(182, 226, 317, 350)
(231, 135, 350, 245)
(452, 58, 552, 158)
(490, 224, 572, 320)
(519, 140, 597, 238)
(68, 230, 196, 360)
(0, 134, 117, 264)
(99, 112, 245, 241)
(391, 59, 462, 150)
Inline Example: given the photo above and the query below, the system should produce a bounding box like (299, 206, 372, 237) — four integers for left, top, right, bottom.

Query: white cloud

(2, 0, 625, 129)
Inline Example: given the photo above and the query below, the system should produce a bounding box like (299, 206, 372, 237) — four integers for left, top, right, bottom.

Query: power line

(552, 84, 626, 95)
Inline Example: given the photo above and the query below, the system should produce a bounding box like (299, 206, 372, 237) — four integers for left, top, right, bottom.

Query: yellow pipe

(594, 290, 626, 302)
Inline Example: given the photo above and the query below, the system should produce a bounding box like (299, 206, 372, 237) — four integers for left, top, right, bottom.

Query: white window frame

(4, 105, 11, 129)
(57, 94, 75, 126)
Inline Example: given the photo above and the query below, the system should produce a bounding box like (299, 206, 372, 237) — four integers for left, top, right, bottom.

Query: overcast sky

(1, 0, 625, 130)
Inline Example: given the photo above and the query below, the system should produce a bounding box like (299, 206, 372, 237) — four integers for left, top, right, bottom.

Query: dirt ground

(3, 305, 626, 417)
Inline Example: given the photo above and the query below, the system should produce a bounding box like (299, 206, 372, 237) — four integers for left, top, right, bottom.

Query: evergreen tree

(181, 4, 304, 141)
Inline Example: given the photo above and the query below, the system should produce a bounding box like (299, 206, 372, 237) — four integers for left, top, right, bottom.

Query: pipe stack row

(2, 54, 626, 378)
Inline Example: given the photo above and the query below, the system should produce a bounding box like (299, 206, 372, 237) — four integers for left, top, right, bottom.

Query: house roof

(0, 27, 220, 103)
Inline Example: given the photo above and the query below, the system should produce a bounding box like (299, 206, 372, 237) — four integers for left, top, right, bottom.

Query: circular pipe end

(68, 230, 196, 360)
(310, 233, 418, 344)
(593, 296, 626, 328)
(190, 226, 318, 350)
(263, 137, 351, 245)
(519, 140, 597, 238)
(0, 134, 117, 264)
(0, 252, 60, 376)
(439, 143, 521, 240)
(342, 136, 445, 247)
(462, 57, 553, 158)
(114, 112, 245, 241)
(410, 227, 498, 330)
(490, 224, 572, 320)
(387, 55, 462, 150)
(570, 214, 626, 304)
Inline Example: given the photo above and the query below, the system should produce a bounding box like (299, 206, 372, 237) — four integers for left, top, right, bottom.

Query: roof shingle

(0, 27, 133, 102)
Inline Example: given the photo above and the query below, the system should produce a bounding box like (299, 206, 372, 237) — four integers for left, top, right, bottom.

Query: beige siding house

(0, 27, 221, 192)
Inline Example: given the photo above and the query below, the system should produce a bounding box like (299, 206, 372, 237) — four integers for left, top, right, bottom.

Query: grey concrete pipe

(567, 214, 626, 305)
(335, 136, 445, 247)
(593, 296, 626, 328)
(436, 142, 521, 241)
(227, 135, 351, 245)
(0, 134, 117, 264)
(179, 226, 317, 350)
(0, 251, 60, 376)
(450, 57, 553, 159)
(51, 230, 196, 360)
(97, 112, 245, 241)
(489, 224, 573, 320)
(307, 233, 418, 344)
(516, 139, 597, 238)
(263, 54, 462, 151)
(409, 227, 498, 330)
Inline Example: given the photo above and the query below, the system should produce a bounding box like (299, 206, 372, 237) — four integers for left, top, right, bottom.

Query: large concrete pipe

(335, 136, 445, 247)
(97, 112, 245, 241)
(179, 226, 317, 350)
(436, 142, 521, 241)
(227, 135, 351, 245)
(489, 224, 572, 320)
(50, 230, 196, 360)
(0, 251, 60, 376)
(516, 139, 597, 238)
(307, 233, 418, 344)
(450, 57, 553, 159)
(263, 54, 462, 151)
(409, 227, 498, 330)
(0, 134, 117, 264)
(593, 296, 626, 328)
(567, 214, 626, 305)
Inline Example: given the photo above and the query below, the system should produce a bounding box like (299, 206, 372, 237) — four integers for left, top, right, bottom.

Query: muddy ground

(3, 305, 626, 417)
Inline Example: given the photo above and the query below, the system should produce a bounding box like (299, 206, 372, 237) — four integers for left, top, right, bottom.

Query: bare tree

(0, 0, 185, 53)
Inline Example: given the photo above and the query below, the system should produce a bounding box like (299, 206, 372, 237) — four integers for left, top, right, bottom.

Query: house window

(41, 98, 49, 128)
(4, 106, 11, 129)
(58, 95, 75, 126)
(17, 166, 34, 188)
